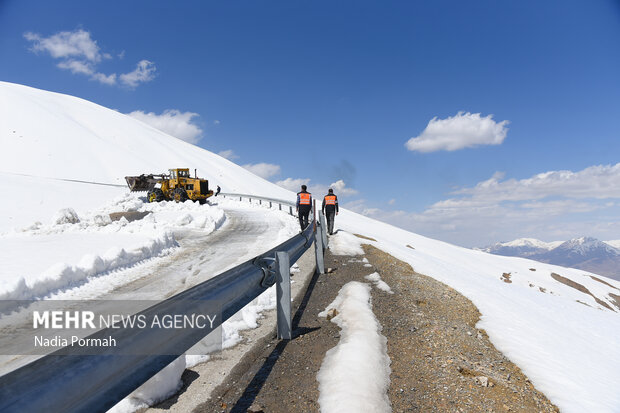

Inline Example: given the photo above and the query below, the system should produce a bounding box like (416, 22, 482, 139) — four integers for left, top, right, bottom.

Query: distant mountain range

(478, 237, 620, 281)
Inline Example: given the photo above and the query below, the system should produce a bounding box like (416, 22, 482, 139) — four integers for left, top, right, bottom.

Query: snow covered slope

(2, 82, 620, 412)
(605, 239, 620, 248)
(0, 81, 293, 232)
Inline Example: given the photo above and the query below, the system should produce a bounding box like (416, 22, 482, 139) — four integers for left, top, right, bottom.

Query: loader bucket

(125, 175, 157, 192)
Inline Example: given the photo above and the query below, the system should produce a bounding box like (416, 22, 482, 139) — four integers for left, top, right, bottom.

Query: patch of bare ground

(406, 245, 415, 250)
(590, 275, 620, 291)
(608, 293, 620, 310)
(550, 273, 614, 311)
(587, 276, 620, 310)
(363, 244, 559, 413)
(501, 273, 512, 283)
(354, 233, 377, 241)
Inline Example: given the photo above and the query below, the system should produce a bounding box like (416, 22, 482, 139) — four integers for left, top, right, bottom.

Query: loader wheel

(147, 188, 165, 203)
(172, 188, 189, 203)
(198, 198, 207, 205)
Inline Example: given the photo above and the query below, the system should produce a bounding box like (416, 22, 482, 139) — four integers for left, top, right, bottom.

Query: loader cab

(169, 168, 190, 180)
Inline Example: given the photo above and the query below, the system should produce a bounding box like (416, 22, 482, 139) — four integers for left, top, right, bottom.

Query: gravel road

(182, 237, 560, 412)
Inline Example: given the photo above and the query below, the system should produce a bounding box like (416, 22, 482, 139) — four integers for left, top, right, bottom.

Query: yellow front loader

(125, 168, 214, 204)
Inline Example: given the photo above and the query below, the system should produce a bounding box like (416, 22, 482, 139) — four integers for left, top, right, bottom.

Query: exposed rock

(353, 233, 377, 241)
(109, 211, 150, 222)
(475, 376, 489, 387)
(325, 308, 338, 321)
(501, 273, 512, 283)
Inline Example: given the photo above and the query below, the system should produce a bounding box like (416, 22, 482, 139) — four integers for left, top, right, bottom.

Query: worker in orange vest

(296, 184, 312, 231)
(322, 188, 338, 235)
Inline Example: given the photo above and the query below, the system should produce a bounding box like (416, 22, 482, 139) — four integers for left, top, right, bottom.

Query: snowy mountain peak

(555, 236, 620, 256)
(482, 235, 620, 281)
(479, 237, 561, 257)
(605, 240, 620, 249)
(501, 238, 562, 250)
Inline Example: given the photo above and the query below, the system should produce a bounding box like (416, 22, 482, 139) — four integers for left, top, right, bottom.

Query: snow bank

(328, 231, 364, 255)
(0, 193, 226, 301)
(1, 232, 177, 301)
(317, 282, 391, 413)
(108, 356, 186, 413)
(222, 283, 278, 349)
(364, 272, 393, 294)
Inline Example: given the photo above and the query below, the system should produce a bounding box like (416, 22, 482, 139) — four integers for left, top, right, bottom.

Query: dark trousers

(325, 209, 336, 234)
(298, 206, 311, 230)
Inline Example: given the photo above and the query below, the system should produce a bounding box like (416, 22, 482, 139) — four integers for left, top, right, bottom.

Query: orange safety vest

(324, 195, 337, 205)
(299, 192, 311, 205)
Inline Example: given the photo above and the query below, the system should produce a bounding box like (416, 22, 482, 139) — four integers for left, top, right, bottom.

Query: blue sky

(1, 0, 620, 246)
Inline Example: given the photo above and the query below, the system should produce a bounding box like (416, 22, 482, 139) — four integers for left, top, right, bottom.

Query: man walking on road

(296, 184, 312, 231)
(322, 188, 338, 235)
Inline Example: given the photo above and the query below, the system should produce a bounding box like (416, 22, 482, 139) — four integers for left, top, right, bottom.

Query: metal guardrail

(219, 192, 297, 215)
(0, 193, 327, 413)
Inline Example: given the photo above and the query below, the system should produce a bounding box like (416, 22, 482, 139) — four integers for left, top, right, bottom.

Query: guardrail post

(276, 251, 292, 340)
(269, 201, 272, 208)
(314, 223, 325, 275)
(289, 206, 293, 215)
(259, 199, 262, 205)
(319, 211, 328, 248)
(239, 196, 242, 201)
(279, 203, 282, 211)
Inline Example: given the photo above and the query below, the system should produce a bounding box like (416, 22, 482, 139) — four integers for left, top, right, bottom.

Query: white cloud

(127, 109, 203, 143)
(275, 178, 311, 192)
(276, 177, 357, 197)
(91, 72, 117, 85)
(454, 163, 620, 201)
(57, 59, 94, 75)
(120, 60, 156, 88)
(347, 163, 620, 247)
(24, 29, 155, 88)
(406, 112, 509, 153)
(218, 150, 238, 160)
(25, 29, 102, 62)
(328, 179, 359, 196)
(213, 120, 221, 125)
(388, 199, 396, 205)
(342, 199, 382, 216)
(242, 163, 281, 179)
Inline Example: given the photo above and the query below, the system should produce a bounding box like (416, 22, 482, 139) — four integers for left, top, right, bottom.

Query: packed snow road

(100, 204, 298, 300)
(0, 198, 299, 375)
